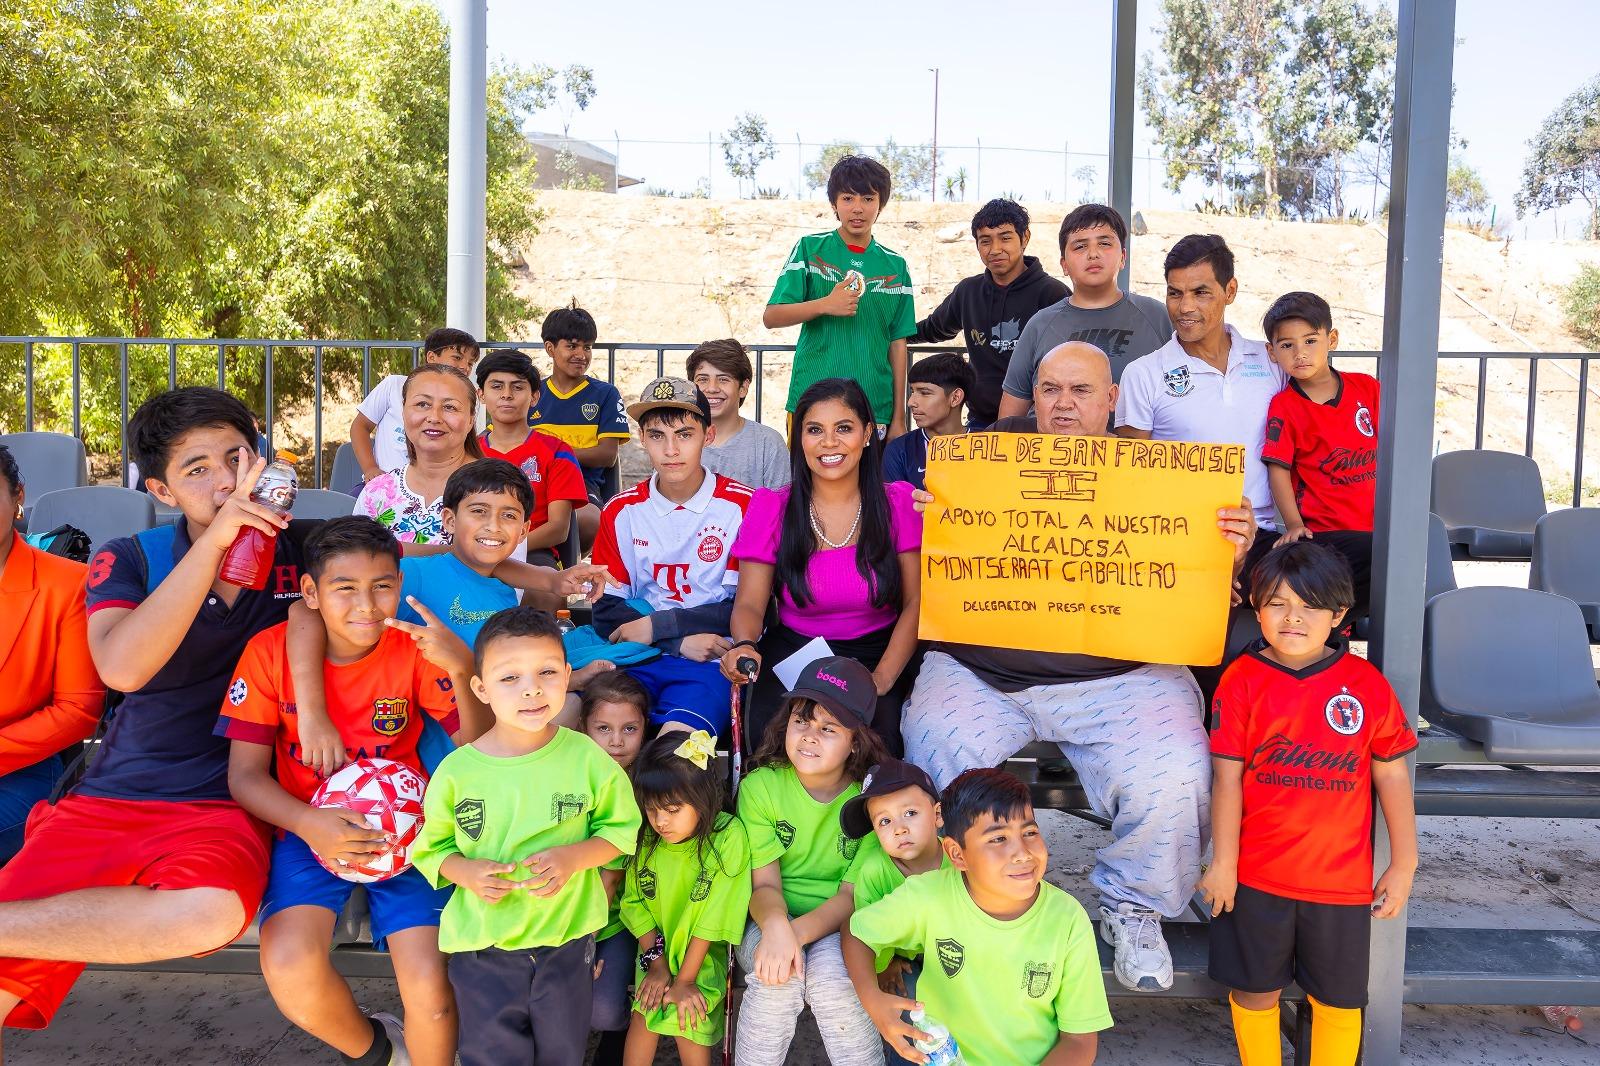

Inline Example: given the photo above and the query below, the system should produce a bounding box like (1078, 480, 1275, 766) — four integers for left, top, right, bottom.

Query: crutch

(723, 655, 758, 1063)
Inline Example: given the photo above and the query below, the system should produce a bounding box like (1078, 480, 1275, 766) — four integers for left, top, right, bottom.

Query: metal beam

(445, 0, 487, 340)
(1108, 0, 1137, 291)
(1366, 0, 1457, 1060)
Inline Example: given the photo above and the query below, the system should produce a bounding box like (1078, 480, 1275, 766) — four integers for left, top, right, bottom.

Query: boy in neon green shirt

(845, 769, 1112, 1066)
(411, 606, 642, 1066)
(764, 154, 916, 438)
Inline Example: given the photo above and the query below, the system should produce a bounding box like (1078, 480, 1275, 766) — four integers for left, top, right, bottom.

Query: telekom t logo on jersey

(653, 563, 692, 602)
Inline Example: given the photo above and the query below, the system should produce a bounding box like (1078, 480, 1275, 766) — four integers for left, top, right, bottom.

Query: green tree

(804, 140, 862, 192)
(1517, 76, 1600, 240)
(1447, 158, 1490, 219)
(875, 138, 941, 201)
(1564, 264, 1600, 349)
(721, 113, 776, 198)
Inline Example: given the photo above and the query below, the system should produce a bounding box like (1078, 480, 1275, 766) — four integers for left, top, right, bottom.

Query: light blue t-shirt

(398, 552, 517, 646)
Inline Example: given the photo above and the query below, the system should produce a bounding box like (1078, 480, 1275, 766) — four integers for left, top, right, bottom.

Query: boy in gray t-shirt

(998, 205, 1173, 420)
(688, 339, 792, 489)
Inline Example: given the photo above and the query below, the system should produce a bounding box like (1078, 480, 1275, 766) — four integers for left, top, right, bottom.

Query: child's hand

(295, 712, 349, 779)
(386, 598, 473, 677)
(521, 846, 578, 897)
(863, 988, 930, 1064)
(1275, 524, 1313, 547)
(679, 633, 732, 664)
(664, 978, 708, 1031)
(299, 806, 388, 867)
(752, 918, 803, 986)
(557, 562, 618, 603)
(821, 277, 861, 318)
(1372, 864, 1415, 919)
(876, 956, 912, 997)
(609, 616, 653, 646)
(636, 956, 673, 1011)
(445, 857, 527, 903)
(569, 660, 615, 691)
(1199, 863, 1238, 917)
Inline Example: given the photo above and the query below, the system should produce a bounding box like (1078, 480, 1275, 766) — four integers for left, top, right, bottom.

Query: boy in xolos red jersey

(1260, 291, 1379, 617)
(1201, 541, 1417, 1066)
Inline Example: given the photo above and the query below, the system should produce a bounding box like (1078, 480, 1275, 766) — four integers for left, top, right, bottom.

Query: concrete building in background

(526, 132, 642, 192)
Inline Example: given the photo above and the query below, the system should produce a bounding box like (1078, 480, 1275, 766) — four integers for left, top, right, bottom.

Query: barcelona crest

(371, 697, 409, 737)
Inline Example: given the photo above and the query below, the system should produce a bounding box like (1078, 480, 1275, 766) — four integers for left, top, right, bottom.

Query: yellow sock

(1229, 993, 1282, 1066)
(1308, 995, 1362, 1066)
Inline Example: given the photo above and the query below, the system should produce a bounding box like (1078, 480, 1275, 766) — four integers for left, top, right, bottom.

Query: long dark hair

(778, 378, 901, 610)
(749, 697, 889, 784)
(631, 733, 732, 880)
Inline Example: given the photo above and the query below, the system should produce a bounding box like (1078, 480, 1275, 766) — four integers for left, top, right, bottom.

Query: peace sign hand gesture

(385, 596, 474, 678)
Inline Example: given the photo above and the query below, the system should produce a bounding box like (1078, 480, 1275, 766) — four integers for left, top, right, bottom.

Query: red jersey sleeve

(413, 652, 461, 737)
(1368, 677, 1418, 761)
(543, 440, 590, 505)
(1209, 663, 1252, 761)
(1261, 390, 1297, 469)
(216, 630, 284, 746)
(590, 502, 631, 586)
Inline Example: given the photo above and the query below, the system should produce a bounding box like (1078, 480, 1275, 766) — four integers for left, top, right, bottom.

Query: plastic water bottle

(219, 450, 299, 590)
(555, 609, 574, 634)
(908, 1009, 965, 1065)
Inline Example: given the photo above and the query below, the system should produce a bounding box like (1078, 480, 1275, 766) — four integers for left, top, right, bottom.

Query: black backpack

(24, 523, 91, 563)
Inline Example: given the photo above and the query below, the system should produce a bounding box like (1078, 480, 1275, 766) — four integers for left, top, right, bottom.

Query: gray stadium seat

(292, 488, 359, 520)
(1423, 511, 1458, 601)
(27, 486, 156, 556)
(329, 442, 363, 496)
(1430, 449, 1545, 559)
(1529, 508, 1600, 641)
(1421, 586, 1600, 763)
(0, 431, 89, 521)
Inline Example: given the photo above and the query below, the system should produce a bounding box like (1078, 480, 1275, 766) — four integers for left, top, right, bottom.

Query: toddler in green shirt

(410, 607, 642, 1066)
(845, 769, 1113, 1066)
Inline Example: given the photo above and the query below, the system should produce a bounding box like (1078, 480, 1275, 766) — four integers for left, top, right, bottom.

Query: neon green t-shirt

(737, 764, 863, 916)
(411, 728, 642, 953)
(844, 843, 953, 971)
(599, 852, 629, 942)
(849, 865, 1113, 1066)
(769, 230, 916, 424)
(619, 813, 752, 1046)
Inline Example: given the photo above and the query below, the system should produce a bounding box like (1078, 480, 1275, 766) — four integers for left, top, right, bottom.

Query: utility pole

(929, 68, 940, 202)
(445, 0, 487, 339)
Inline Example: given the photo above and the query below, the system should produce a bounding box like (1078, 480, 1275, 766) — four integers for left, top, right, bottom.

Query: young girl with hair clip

(354, 363, 486, 544)
(720, 377, 923, 756)
(734, 655, 892, 1065)
(619, 731, 752, 1065)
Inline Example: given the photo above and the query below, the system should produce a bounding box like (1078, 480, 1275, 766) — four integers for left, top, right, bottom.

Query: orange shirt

(216, 623, 458, 803)
(0, 539, 104, 775)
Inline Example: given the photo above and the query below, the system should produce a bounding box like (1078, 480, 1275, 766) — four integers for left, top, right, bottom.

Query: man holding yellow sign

(903, 341, 1256, 995)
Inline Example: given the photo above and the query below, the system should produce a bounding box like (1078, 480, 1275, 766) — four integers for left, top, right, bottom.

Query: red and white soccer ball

(309, 757, 428, 883)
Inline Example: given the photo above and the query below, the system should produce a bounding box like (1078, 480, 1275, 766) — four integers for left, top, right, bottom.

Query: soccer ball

(309, 757, 428, 883)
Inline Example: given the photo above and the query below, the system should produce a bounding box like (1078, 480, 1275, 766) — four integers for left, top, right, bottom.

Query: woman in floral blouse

(353, 363, 485, 543)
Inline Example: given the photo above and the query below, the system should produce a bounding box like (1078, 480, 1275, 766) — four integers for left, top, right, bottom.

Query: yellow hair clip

(674, 729, 717, 770)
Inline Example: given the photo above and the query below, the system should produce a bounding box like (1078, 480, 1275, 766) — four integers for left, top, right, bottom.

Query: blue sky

(478, 0, 1597, 237)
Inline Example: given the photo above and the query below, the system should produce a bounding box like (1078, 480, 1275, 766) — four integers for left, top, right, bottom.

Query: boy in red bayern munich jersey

(1259, 291, 1379, 618)
(1200, 542, 1417, 1066)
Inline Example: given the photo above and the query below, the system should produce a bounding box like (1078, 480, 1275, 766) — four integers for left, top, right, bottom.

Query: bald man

(903, 341, 1256, 994)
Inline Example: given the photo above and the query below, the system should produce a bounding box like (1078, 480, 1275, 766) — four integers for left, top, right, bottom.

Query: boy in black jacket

(911, 198, 1070, 429)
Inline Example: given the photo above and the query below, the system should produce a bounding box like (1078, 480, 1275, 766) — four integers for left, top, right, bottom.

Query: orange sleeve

(216, 632, 285, 745)
(0, 575, 105, 777)
(414, 650, 460, 736)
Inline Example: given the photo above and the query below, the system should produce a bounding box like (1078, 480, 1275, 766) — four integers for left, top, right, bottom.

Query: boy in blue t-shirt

(883, 352, 975, 490)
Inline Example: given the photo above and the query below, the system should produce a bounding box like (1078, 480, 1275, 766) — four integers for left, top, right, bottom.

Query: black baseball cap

(840, 757, 941, 839)
(781, 655, 876, 731)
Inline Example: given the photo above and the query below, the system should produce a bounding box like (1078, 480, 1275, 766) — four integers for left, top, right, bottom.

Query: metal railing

(1, 336, 1595, 505)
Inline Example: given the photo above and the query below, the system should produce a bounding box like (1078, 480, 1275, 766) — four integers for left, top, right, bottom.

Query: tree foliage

(1140, 0, 1395, 218)
(875, 138, 942, 201)
(804, 141, 863, 191)
(721, 112, 777, 198)
(1563, 264, 1600, 350)
(1447, 158, 1490, 219)
(1517, 76, 1600, 239)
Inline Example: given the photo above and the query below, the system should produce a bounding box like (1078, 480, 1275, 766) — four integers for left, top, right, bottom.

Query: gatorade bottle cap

(274, 449, 301, 464)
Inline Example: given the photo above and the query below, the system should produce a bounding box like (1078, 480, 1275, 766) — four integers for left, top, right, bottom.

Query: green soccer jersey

(769, 230, 916, 425)
(411, 728, 642, 953)
(737, 764, 864, 916)
(849, 865, 1113, 1066)
(619, 814, 753, 1046)
(843, 843, 952, 971)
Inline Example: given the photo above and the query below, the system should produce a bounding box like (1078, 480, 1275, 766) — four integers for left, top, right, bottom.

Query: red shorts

(0, 794, 270, 1029)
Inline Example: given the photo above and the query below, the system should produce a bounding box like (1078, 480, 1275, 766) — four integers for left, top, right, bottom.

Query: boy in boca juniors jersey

(1201, 541, 1417, 1066)
(590, 377, 752, 738)
(220, 516, 491, 1066)
(1260, 291, 1380, 618)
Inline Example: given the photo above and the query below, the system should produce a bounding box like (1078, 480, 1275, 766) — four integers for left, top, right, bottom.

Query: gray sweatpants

(734, 923, 885, 1065)
(902, 651, 1209, 919)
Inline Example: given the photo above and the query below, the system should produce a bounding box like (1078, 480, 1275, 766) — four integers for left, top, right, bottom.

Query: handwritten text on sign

(918, 433, 1246, 665)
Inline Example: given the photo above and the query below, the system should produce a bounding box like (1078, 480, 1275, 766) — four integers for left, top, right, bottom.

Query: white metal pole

(445, 0, 487, 339)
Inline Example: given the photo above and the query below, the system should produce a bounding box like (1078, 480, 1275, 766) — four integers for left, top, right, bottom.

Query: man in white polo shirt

(1115, 234, 1283, 570)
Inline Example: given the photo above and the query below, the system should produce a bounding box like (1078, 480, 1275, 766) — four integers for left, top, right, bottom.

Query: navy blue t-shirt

(81, 519, 317, 802)
(882, 428, 931, 491)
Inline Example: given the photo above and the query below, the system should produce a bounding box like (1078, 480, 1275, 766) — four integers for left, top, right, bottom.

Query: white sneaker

(1099, 902, 1174, 991)
(371, 1011, 412, 1066)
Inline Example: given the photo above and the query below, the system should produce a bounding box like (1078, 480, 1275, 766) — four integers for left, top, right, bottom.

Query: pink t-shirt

(731, 481, 921, 639)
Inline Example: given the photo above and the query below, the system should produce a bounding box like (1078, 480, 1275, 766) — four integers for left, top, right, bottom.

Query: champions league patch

(1163, 365, 1194, 397)
(1355, 402, 1375, 438)
(228, 678, 248, 706)
(1325, 688, 1365, 735)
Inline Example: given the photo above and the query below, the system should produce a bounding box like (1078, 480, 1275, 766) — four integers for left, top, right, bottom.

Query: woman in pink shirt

(719, 378, 922, 754)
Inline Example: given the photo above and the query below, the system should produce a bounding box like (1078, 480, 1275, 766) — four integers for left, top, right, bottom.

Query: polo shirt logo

(1163, 366, 1194, 397)
(1325, 689, 1365, 735)
(936, 937, 965, 977)
(1355, 403, 1375, 438)
(1022, 960, 1055, 999)
(455, 797, 485, 840)
(371, 697, 409, 737)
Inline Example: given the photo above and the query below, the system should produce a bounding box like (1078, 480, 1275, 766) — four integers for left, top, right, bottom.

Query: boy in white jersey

(589, 378, 753, 737)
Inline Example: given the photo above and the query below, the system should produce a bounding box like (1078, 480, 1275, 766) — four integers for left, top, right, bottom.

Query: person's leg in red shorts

(0, 795, 268, 1038)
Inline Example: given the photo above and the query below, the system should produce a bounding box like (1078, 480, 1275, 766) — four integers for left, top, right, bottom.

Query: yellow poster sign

(918, 433, 1245, 665)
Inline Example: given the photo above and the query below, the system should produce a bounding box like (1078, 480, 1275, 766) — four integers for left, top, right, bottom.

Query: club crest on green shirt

(936, 937, 965, 978)
(837, 833, 860, 861)
(775, 820, 796, 850)
(1022, 960, 1055, 999)
(690, 869, 714, 902)
(455, 797, 485, 841)
(551, 792, 590, 823)
(638, 866, 657, 900)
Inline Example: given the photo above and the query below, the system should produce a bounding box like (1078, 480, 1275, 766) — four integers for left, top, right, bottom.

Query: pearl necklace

(809, 499, 862, 549)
